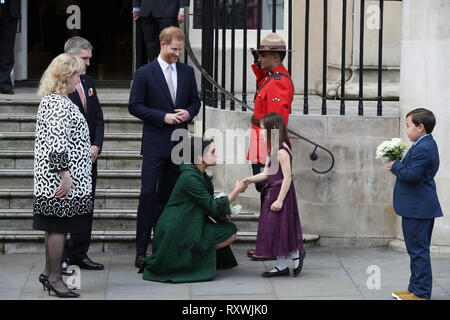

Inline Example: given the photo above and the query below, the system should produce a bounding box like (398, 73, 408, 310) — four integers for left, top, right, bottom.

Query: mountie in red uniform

(247, 64, 294, 164)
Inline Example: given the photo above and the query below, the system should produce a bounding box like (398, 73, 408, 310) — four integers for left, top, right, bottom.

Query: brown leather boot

(392, 289, 411, 300)
(398, 293, 428, 300)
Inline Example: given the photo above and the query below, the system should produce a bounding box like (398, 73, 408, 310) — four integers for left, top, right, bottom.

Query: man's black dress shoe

(61, 260, 75, 276)
(70, 256, 104, 270)
(261, 267, 290, 278)
(0, 89, 14, 95)
(135, 254, 147, 268)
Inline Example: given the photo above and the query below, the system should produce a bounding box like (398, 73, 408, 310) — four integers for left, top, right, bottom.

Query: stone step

(0, 229, 320, 253)
(0, 188, 255, 212)
(0, 115, 142, 134)
(0, 169, 143, 189)
(0, 208, 260, 232)
(0, 188, 140, 210)
(0, 132, 142, 151)
(0, 150, 142, 170)
(0, 101, 131, 116)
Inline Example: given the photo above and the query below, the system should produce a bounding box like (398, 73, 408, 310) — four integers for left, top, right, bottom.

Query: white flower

(230, 202, 242, 215)
(214, 192, 227, 199)
(214, 192, 242, 214)
(391, 138, 402, 147)
(375, 138, 407, 161)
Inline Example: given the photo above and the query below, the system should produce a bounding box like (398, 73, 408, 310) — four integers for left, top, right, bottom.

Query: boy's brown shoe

(398, 293, 428, 300)
(392, 289, 411, 300)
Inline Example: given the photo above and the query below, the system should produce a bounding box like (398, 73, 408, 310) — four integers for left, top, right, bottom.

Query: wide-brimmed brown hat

(256, 33, 290, 53)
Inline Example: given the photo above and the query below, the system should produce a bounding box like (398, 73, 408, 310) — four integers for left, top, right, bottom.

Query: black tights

(43, 233, 70, 293)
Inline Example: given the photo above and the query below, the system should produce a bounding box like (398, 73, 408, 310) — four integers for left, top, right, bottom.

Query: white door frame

(13, 0, 27, 81)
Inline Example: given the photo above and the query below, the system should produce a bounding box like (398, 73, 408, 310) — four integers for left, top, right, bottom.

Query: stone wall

(397, 0, 450, 251)
(199, 107, 401, 247)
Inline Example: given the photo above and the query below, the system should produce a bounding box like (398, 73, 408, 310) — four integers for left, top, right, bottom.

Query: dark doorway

(27, 0, 133, 85)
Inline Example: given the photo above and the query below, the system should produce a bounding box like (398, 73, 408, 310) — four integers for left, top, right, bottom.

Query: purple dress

(255, 145, 304, 258)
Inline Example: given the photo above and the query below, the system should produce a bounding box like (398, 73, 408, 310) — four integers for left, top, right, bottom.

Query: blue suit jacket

(128, 59, 200, 157)
(391, 134, 443, 219)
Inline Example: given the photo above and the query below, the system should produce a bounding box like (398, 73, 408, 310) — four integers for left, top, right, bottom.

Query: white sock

(270, 257, 287, 272)
(290, 250, 300, 269)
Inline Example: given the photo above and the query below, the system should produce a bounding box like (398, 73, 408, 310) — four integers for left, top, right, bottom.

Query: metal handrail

(183, 6, 334, 174)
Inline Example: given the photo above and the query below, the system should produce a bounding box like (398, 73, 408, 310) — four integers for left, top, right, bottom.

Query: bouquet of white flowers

(230, 201, 242, 215)
(208, 192, 242, 223)
(376, 138, 407, 162)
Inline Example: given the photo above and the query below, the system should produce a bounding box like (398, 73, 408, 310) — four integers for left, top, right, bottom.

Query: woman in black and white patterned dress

(33, 53, 92, 298)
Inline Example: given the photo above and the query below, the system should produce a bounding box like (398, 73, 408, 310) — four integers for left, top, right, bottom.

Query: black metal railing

(191, 0, 401, 117)
(184, 4, 334, 175)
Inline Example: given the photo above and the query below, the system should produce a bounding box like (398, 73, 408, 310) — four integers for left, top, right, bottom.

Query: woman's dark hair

(190, 136, 213, 164)
(260, 112, 291, 153)
(406, 108, 436, 134)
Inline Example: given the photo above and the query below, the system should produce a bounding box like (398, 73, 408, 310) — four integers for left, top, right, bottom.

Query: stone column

(393, 0, 450, 253)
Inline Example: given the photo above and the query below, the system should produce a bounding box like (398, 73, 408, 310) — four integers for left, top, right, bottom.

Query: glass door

(27, 0, 133, 83)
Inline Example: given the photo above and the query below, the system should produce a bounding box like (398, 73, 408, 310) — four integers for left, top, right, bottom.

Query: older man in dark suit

(0, 0, 20, 95)
(129, 26, 200, 268)
(132, 0, 190, 62)
(63, 36, 105, 271)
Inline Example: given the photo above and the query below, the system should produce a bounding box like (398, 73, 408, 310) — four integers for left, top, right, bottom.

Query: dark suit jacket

(0, 0, 21, 19)
(133, 0, 189, 18)
(128, 59, 200, 157)
(391, 134, 443, 219)
(68, 74, 104, 153)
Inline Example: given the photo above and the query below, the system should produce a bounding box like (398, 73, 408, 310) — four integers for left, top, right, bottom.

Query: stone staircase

(0, 91, 319, 254)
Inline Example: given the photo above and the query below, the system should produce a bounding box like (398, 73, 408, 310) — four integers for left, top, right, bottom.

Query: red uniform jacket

(247, 64, 294, 164)
(251, 64, 267, 89)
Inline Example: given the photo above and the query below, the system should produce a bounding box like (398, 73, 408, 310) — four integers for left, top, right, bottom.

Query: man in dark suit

(387, 108, 443, 300)
(132, 0, 190, 62)
(129, 26, 200, 268)
(63, 36, 105, 271)
(0, 0, 20, 95)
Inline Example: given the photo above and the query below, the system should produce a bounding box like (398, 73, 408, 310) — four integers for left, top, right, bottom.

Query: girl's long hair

(260, 112, 291, 154)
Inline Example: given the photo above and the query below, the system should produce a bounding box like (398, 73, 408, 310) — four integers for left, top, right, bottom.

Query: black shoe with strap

(261, 267, 290, 278)
(293, 250, 306, 277)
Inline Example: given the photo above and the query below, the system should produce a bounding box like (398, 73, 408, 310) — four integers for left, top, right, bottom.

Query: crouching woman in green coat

(139, 137, 247, 283)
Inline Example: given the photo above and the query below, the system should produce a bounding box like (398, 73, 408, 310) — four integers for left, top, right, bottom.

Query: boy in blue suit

(387, 108, 443, 300)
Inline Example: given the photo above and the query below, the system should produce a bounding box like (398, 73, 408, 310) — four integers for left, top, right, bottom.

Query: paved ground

(0, 246, 449, 301)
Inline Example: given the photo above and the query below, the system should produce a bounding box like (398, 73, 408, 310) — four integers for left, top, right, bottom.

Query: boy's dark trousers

(402, 217, 434, 300)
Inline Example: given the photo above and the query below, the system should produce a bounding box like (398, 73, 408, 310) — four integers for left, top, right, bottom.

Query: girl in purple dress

(243, 113, 305, 277)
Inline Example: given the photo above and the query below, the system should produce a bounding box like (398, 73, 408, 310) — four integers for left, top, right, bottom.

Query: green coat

(139, 163, 238, 283)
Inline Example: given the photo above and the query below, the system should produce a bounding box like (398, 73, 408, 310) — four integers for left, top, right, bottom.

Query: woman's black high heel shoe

(293, 250, 306, 277)
(39, 274, 49, 291)
(44, 281, 80, 298)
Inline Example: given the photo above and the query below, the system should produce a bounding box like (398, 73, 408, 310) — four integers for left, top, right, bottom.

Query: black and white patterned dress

(33, 93, 93, 233)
